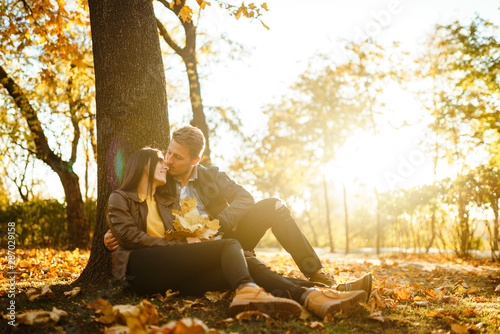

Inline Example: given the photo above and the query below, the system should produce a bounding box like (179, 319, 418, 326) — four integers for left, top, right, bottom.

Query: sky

(20, 0, 500, 201)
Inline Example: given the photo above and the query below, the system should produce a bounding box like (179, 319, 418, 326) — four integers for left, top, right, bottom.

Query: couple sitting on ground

(104, 126, 372, 318)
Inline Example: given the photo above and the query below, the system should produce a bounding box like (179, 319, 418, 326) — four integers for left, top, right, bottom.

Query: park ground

(1, 248, 499, 333)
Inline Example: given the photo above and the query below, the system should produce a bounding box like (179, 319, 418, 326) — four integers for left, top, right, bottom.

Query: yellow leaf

(425, 310, 441, 317)
(166, 198, 219, 241)
(63, 286, 81, 298)
(236, 310, 271, 323)
(260, 19, 270, 30)
(16, 307, 67, 326)
(197, 0, 210, 9)
(450, 322, 469, 334)
(261, 2, 268, 10)
(90, 299, 116, 324)
(178, 5, 193, 23)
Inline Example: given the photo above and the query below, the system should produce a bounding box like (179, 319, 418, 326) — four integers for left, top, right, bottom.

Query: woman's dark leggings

(126, 239, 254, 295)
(126, 239, 309, 303)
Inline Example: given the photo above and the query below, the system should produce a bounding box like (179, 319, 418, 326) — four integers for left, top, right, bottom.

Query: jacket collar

(120, 189, 176, 207)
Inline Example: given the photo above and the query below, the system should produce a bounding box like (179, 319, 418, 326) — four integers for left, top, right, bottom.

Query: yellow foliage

(165, 198, 220, 241)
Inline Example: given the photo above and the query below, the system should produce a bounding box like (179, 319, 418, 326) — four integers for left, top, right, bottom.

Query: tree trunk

(0, 65, 89, 250)
(375, 189, 381, 255)
(425, 202, 437, 253)
(185, 53, 211, 166)
(323, 175, 334, 253)
(157, 0, 212, 166)
(77, 0, 170, 286)
(493, 201, 499, 254)
(59, 170, 88, 249)
(342, 182, 349, 254)
(304, 209, 319, 247)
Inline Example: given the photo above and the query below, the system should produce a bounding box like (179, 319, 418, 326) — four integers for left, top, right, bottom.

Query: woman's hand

(186, 237, 201, 244)
(104, 229, 119, 251)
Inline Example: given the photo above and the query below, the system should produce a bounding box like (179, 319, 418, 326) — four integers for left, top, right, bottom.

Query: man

(105, 126, 371, 293)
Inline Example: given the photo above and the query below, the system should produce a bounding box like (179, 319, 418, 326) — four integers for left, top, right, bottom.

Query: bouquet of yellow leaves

(165, 198, 220, 241)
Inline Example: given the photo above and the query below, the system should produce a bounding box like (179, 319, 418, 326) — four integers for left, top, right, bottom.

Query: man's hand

(104, 229, 119, 251)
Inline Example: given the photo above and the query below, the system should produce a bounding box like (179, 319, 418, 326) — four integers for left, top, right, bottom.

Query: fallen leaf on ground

(156, 289, 179, 302)
(90, 298, 116, 324)
(450, 322, 469, 334)
(161, 317, 220, 333)
(25, 283, 53, 301)
(16, 307, 67, 326)
(235, 310, 271, 323)
(369, 311, 385, 322)
(204, 290, 229, 303)
(64, 286, 81, 298)
(306, 321, 325, 328)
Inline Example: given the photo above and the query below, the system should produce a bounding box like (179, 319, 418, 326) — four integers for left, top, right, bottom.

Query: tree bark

(78, 0, 170, 285)
(323, 174, 334, 253)
(0, 65, 89, 249)
(342, 182, 349, 254)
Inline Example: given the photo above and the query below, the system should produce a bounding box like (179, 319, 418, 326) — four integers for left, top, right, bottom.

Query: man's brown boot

(228, 286, 301, 318)
(309, 270, 336, 286)
(305, 288, 367, 318)
(336, 273, 372, 301)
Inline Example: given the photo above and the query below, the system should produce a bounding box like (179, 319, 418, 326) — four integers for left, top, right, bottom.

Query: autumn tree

(0, 0, 93, 249)
(415, 17, 500, 257)
(236, 58, 370, 253)
(76, 0, 171, 284)
(154, 0, 268, 166)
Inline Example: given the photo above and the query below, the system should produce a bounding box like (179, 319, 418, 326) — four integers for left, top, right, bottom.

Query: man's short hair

(171, 126, 205, 159)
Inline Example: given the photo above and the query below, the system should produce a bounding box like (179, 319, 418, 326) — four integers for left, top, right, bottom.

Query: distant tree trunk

(77, 0, 170, 285)
(375, 190, 381, 255)
(323, 175, 334, 253)
(493, 201, 499, 254)
(425, 202, 437, 253)
(304, 209, 319, 247)
(0, 65, 89, 250)
(156, 0, 211, 166)
(342, 182, 349, 254)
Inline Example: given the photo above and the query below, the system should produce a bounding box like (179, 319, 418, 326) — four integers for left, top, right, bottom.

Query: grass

(1, 250, 499, 333)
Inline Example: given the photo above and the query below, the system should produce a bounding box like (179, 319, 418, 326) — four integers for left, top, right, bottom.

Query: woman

(107, 147, 301, 317)
(107, 147, 369, 319)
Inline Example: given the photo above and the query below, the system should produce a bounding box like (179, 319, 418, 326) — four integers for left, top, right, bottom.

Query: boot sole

(324, 290, 367, 315)
(228, 300, 301, 318)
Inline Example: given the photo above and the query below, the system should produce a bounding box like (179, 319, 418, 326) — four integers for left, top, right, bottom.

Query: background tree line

(0, 1, 499, 267)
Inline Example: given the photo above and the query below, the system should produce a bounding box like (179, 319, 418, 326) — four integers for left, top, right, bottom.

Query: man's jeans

(225, 198, 323, 278)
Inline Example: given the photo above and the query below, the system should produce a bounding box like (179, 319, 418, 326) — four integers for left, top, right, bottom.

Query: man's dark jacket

(167, 165, 255, 233)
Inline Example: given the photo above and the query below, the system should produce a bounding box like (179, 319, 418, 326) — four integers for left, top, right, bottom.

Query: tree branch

(67, 65, 80, 165)
(156, 18, 185, 57)
(0, 65, 65, 172)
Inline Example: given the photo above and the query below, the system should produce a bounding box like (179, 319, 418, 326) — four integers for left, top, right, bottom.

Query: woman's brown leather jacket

(107, 189, 180, 280)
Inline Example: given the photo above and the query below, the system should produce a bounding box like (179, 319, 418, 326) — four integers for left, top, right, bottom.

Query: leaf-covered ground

(1, 248, 499, 333)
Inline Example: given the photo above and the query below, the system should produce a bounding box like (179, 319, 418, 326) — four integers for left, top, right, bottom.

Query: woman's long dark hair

(119, 147, 164, 197)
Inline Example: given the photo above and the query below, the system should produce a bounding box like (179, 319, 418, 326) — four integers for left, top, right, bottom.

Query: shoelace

(237, 286, 269, 298)
(317, 287, 341, 299)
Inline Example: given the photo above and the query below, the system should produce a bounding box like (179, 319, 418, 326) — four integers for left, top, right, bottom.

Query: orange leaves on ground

(13, 307, 68, 326)
(0, 248, 90, 293)
(90, 298, 161, 333)
(204, 290, 230, 303)
(25, 283, 53, 301)
(155, 289, 179, 303)
(235, 310, 270, 324)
